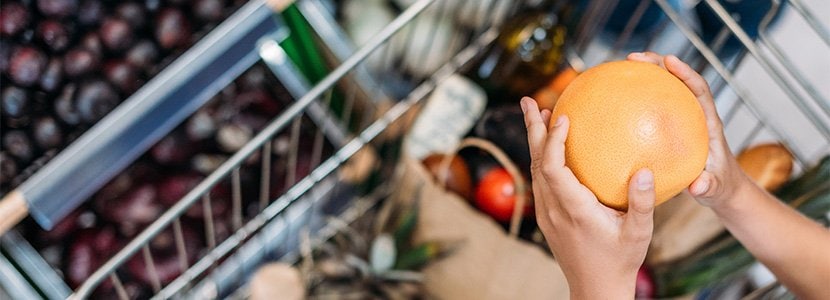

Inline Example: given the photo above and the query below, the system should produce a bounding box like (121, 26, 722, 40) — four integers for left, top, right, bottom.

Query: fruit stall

(0, 0, 828, 299)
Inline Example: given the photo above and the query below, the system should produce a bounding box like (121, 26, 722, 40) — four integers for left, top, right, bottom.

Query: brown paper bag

(394, 156, 569, 299)
(648, 192, 724, 266)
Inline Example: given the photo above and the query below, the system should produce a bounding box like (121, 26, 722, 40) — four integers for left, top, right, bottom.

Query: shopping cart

(1, 0, 828, 298)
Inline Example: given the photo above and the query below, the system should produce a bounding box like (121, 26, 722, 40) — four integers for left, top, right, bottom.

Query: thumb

(623, 169, 655, 240)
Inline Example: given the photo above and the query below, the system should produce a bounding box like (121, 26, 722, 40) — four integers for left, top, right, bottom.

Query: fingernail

(631, 52, 643, 57)
(520, 97, 528, 113)
(554, 115, 566, 127)
(693, 179, 709, 195)
(638, 170, 654, 191)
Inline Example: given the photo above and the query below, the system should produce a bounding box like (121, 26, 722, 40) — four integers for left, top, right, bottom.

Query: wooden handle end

(0, 191, 28, 236)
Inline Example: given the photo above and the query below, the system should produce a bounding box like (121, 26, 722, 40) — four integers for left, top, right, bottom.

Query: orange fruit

(551, 60, 708, 210)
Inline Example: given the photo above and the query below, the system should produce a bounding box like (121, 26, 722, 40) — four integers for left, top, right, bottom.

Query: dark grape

(115, 2, 147, 29)
(156, 172, 203, 206)
(151, 131, 195, 165)
(66, 228, 120, 288)
(54, 83, 81, 125)
(185, 110, 216, 141)
(36, 20, 71, 52)
(216, 123, 251, 153)
(104, 60, 140, 93)
(231, 112, 268, 131)
(193, 0, 224, 22)
(75, 79, 118, 123)
(239, 66, 267, 90)
(237, 89, 280, 116)
(95, 171, 133, 204)
(79, 32, 102, 55)
(126, 227, 200, 286)
(144, 0, 161, 12)
(98, 17, 133, 52)
(32, 116, 63, 149)
(39, 58, 63, 93)
(99, 183, 163, 236)
(8, 46, 47, 87)
(36, 208, 89, 243)
(63, 47, 99, 77)
(155, 8, 191, 50)
(2, 130, 34, 162)
(184, 182, 229, 218)
(77, 0, 104, 26)
(1, 86, 28, 118)
(37, 0, 79, 19)
(0, 1, 30, 37)
(0, 152, 17, 184)
(125, 39, 158, 70)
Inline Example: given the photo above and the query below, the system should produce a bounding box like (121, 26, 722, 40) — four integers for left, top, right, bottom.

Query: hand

(521, 97, 655, 299)
(626, 52, 751, 210)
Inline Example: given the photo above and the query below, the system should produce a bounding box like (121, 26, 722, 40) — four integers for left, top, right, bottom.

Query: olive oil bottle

(470, 0, 575, 105)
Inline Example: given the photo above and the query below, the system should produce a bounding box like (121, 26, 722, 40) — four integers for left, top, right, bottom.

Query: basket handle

(435, 137, 528, 238)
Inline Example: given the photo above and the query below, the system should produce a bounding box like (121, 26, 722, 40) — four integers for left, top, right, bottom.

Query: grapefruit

(551, 60, 708, 210)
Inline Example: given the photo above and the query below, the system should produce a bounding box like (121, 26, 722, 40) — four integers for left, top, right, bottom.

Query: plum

(63, 47, 99, 77)
(54, 83, 81, 125)
(36, 207, 92, 243)
(79, 32, 102, 55)
(36, 20, 71, 52)
(2, 130, 34, 163)
(8, 46, 47, 87)
(39, 58, 63, 93)
(125, 39, 159, 70)
(65, 227, 121, 288)
(75, 79, 119, 123)
(127, 226, 201, 286)
(156, 172, 203, 207)
(77, 0, 104, 26)
(193, 0, 224, 23)
(1, 86, 28, 119)
(99, 18, 133, 52)
(37, 0, 79, 19)
(104, 60, 141, 94)
(216, 123, 252, 153)
(98, 183, 164, 236)
(32, 116, 63, 149)
(185, 110, 217, 141)
(0, 152, 17, 184)
(0, 1, 30, 37)
(151, 131, 195, 165)
(116, 2, 147, 29)
(155, 8, 191, 50)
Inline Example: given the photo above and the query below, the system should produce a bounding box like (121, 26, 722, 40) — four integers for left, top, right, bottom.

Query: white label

(405, 74, 487, 159)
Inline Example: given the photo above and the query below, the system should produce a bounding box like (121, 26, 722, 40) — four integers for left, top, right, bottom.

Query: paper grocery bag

(648, 192, 725, 266)
(394, 157, 569, 299)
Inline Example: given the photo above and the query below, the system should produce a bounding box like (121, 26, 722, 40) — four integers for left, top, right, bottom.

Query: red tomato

(474, 167, 531, 223)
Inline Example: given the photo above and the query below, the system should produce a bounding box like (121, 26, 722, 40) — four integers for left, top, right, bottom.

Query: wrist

(567, 273, 636, 300)
(710, 174, 756, 216)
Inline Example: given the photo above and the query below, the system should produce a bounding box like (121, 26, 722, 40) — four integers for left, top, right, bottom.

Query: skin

(522, 52, 830, 299)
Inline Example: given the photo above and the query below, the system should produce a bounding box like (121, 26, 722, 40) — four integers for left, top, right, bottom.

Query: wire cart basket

(1, 0, 828, 298)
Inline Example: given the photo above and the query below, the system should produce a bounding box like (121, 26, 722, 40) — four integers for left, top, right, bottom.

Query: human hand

(626, 52, 752, 211)
(521, 97, 655, 299)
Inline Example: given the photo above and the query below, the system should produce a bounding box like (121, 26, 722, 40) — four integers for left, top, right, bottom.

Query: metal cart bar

(70, 0, 440, 297)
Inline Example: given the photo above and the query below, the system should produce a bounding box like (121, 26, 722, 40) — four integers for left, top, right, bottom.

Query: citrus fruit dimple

(551, 60, 708, 210)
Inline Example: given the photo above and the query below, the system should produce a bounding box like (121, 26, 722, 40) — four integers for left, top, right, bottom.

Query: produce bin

(1, 0, 828, 299)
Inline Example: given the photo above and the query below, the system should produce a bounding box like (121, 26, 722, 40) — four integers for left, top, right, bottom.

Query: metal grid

(3, 0, 828, 298)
